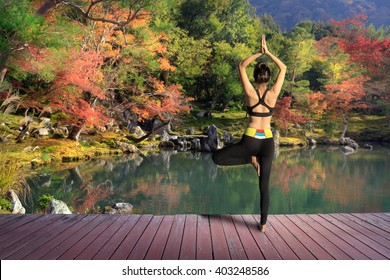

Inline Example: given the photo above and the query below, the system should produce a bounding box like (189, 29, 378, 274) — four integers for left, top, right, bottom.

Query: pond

(25, 145, 390, 215)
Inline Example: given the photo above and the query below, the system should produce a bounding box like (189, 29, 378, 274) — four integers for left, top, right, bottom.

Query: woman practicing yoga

(212, 35, 287, 232)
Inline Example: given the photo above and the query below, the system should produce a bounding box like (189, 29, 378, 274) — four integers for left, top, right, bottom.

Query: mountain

(249, 0, 390, 31)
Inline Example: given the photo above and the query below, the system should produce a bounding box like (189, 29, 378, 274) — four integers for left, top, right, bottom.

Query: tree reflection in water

(25, 146, 390, 214)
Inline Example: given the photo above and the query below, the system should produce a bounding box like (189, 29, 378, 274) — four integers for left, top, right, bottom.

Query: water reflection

(26, 146, 390, 214)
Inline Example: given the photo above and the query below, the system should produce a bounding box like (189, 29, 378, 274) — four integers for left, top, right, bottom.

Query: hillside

(249, 0, 390, 31)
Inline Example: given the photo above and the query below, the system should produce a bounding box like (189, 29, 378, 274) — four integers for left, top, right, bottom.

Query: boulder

(190, 138, 201, 151)
(186, 127, 195, 135)
(52, 126, 69, 138)
(223, 131, 235, 145)
(116, 141, 139, 153)
(340, 137, 359, 150)
(129, 126, 146, 138)
(363, 144, 373, 150)
(39, 117, 52, 128)
(107, 202, 133, 214)
(31, 128, 49, 138)
(8, 190, 26, 214)
(48, 199, 72, 214)
(204, 124, 222, 152)
(159, 141, 175, 149)
(307, 137, 317, 146)
(271, 128, 280, 147)
(161, 130, 170, 142)
(341, 145, 355, 155)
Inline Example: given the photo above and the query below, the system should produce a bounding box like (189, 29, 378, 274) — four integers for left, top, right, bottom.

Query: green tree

(284, 22, 317, 102)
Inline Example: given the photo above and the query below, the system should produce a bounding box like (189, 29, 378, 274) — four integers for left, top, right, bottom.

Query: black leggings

(212, 134, 275, 225)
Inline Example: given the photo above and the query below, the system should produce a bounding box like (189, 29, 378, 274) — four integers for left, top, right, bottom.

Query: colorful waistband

(244, 127, 273, 139)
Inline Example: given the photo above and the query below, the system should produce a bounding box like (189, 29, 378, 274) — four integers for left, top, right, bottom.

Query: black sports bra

(246, 89, 274, 117)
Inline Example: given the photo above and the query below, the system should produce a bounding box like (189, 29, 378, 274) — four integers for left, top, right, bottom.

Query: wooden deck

(0, 213, 389, 260)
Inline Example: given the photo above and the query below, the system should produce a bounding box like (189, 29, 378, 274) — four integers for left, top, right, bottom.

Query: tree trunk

(340, 110, 348, 139)
(68, 124, 82, 141)
(36, 0, 61, 16)
(16, 121, 31, 143)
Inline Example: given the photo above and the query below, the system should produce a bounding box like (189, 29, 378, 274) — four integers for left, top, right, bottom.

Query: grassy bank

(1, 111, 388, 168)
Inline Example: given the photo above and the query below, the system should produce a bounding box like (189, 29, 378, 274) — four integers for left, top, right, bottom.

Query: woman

(212, 35, 286, 232)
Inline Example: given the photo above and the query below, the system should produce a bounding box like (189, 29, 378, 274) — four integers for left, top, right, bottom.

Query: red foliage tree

(324, 75, 370, 139)
(12, 46, 109, 140)
(274, 97, 307, 136)
(330, 15, 390, 77)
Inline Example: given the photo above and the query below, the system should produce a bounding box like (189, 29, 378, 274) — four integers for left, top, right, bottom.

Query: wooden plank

(275, 215, 334, 260)
(350, 213, 390, 233)
(1, 215, 82, 259)
(340, 214, 390, 243)
(371, 213, 390, 223)
(368, 213, 390, 227)
(40, 215, 109, 259)
(268, 215, 316, 260)
(287, 215, 351, 260)
(310, 214, 385, 259)
(0, 214, 44, 237)
(0, 214, 21, 223)
(110, 214, 153, 260)
(180, 214, 198, 260)
(0, 214, 58, 248)
(196, 215, 212, 260)
(22, 215, 99, 260)
(162, 214, 186, 260)
(298, 214, 369, 260)
(209, 215, 230, 260)
(128, 215, 163, 260)
(74, 215, 130, 260)
(93, 215, 141, 260)
(58, 215, 121, 260)
(324, 214, 390, 259)
(220, 215, 246, 260)
(231, 215, 263, 260)
(144, 215, 174, 260)
(242, 215, 281, 260)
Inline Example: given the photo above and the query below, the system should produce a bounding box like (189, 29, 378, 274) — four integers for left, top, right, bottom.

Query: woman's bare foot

(258, 223, 266, 232)
(251, 156, 260, 176)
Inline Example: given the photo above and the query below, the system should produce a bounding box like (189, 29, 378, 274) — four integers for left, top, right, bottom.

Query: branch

(61, 0, 149, 28)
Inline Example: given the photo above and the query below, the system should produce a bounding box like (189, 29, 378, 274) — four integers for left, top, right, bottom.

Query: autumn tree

(273, 96, 307, 137)
(324, 75, 370, 139)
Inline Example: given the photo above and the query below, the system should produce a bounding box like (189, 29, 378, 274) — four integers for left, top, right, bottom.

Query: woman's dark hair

(254, 62, 271, 84)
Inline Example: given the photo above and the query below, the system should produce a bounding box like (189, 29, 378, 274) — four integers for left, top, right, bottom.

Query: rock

(48, 199, 72, 214)
(107, 202, 133, 214)
(7, 190, 26, 214)
(31, 128, 49, 138)
(161, 130, 170, 142)
(223, 131, 235, 145)
(204, 124, 222, 152)
(272, 128, 280, 147)
(186, 127, 195, 135)
(31, 158, 43, 168)
(96, 126, 107, 133)
(363, 144, 373, 150)
(307, 137, 317, 146)
(190, 138, 201, 150)
(341, 145, 355, 155)
(129, 126, 146, 138)
(52, 126, 69, 138)
(39, 117, 52, 128)
(159, 141, 175, 149)
(116, 141, 139, 153)
(340, 137, 359, 150)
